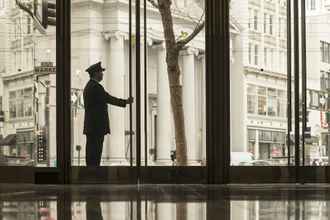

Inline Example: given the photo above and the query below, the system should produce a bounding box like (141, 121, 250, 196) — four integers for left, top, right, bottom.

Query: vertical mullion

(287, 0, 292, 166)
(57, 0, 71, 184)
(64, 0, 72, 184)
(129, 0, 133, 168)
(144, 0, 148, 167)
(206, 0, 230, 183)
(66, 0, 71, 184)
(56, 0, 64, 184)
(222, 0, 230, 184)
(205, 0, 213, 183)
(293, 0, 300, 174)
(206, 0, 214, 184)
(301, 0, 307, 168)
(136, 0, 141, 183)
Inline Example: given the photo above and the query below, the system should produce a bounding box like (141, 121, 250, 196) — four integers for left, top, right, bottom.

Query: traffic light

(326, 112, 330, 124)
(42, 0, 56, 28)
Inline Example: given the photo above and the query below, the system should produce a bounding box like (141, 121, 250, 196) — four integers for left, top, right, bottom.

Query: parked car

(231, 152, 253, 166)
(6, 156, 34, 166)
(249, 160, 272, 166)
(0, 155, 8, 165)
(311, 157, 328, 166)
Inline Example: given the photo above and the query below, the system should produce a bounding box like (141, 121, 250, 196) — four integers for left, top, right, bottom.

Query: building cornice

(102, 30, 129, 41)
(180, 47, 200, 56)
(244, 66, 287, 80)
(247, 124, 287, 132)
(247, 114, 287, 123)
(3, 70, 34, 82)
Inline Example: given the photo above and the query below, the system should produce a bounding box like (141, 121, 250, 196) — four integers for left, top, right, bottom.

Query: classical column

(156, 45, 172, 164)
(230, 32, 246, 152)
(105, 33, 126, 164)
(182, 48, 198, 164)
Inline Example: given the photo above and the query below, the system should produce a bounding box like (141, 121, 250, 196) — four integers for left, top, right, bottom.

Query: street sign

(35, 62, 56, 75)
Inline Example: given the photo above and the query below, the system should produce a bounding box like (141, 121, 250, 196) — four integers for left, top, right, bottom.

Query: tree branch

(176, 20, 205, 49)
(15, 0, 34, 18)
(147, 0, 159, 8)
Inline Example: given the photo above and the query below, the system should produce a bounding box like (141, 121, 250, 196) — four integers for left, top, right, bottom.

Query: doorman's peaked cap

(85, 61, 106, 73)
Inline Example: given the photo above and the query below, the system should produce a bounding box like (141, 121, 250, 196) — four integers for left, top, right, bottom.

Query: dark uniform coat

(83, 79, 126, 135)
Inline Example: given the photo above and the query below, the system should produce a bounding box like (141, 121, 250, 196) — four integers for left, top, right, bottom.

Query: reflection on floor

(1, 184, 330, 219)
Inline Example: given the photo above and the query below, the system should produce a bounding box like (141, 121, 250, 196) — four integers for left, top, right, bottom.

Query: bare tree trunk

(158, 0, 188, 166)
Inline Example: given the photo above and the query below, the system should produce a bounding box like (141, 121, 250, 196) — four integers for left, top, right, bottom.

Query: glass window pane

(0, 1, 57, 166)
(230, 0, 288, 166)
(305, 0, 330, 166)
(144, 0, 206, 166)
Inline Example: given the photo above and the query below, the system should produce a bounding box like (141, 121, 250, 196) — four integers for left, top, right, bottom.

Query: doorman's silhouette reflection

(86, 200, 103, 220)
(83, 62, 133, 166)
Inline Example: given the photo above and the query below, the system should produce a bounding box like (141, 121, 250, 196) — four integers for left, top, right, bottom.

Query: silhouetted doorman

(83, 62, 133, 166)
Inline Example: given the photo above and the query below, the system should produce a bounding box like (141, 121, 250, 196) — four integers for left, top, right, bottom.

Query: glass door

(70, 0, 137, 183)
(229, 0, 294, 182)
(139, 0, 207, 183)
(70, 0, 207, 183)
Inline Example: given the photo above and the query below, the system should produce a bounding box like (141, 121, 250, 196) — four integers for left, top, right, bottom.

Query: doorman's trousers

(86, 134, 105, 166)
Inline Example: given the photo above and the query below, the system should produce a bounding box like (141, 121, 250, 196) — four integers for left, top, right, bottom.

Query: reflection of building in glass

(231, 200, 330, 220)
(0, 201, 57, 220)
(71, 201, 206, 220)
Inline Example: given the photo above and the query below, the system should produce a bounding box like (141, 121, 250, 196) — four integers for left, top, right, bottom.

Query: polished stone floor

(1, 184, 330, 219)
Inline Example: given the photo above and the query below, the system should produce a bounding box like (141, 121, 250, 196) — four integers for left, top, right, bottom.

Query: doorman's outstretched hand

(126, 97, 134, 105)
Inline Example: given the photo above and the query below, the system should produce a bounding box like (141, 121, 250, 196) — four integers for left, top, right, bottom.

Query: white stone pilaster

(230, 32, 246, 153)
(105, 33, 126, 164)
(156, 45, 172, 164)
(182, 48, 199, 163)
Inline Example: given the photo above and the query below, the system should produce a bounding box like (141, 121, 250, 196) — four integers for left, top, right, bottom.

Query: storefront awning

(0, 134, 16, 146)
